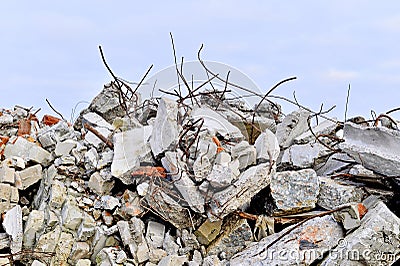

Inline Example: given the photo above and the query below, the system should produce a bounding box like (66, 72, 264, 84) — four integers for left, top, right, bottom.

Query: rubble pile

(0, 72, 399, 265)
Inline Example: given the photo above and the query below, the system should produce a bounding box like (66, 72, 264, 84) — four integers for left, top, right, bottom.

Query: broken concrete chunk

(70, 241, 91, 262)
(191, 106, 243, 141)
(88, 172, 114, 195)
(162, 152, 205, 213)
(51, 232, 74, 266)
(87, 82, 128, 124)
(61, 198, 84, 230)
(281, 142, 330, 169)
(207, 217, 253, 260)
(54, 139, 77, 157)
(82, 112, 113, 148)
(144, 182, 193, 229)
(15, 164, 42, 190)
(231, 141, 256, 170)
(0, 166, 15, 184)
(49, 179, 67, 210)
(4, 137, 52, 166)
(207, 164, 236, 189)
(23, 210, 45, 249)
(321, 197, 400, 265)
(231, 215, 344, 265)
(294, 119, 337, 144)
(149, 98, 179, 157)
(276, 108, 311, 148)
(193, 155, 212, 182)
(315, 152, 355, 176)
(332, 203, 365, 230)
(208, 163, 272, 221)
(178, 229, 200, 255)
(146, 221, 165, 249)
(158, 255, 188, 266)
(270, 169, 320, 215)
(340, 122, 400, 177)
(317, 176, 365, 210)
(254, 129, 280, 164)
(111, 126, 152, 183)
(3, 205, 23, 258)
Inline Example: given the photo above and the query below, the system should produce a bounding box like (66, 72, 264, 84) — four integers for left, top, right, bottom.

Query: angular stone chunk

(195, 219, 222, 246)
(281, 142, 330, 169)
(88, 171, 114, 195)
(317, 176, 365, 210)
(3, 205, 23, 258)
(231, 141, 256, 170)
(162, 152, 205, 213)
(208, 163, 272, 221)
(270, 169, 320, 215)
(0, 166, 15, 184)
(207, 217, 253, 260)
(146, 221, 165, 248)
(15, 164, 42, 190)
(340, 122, 400, 177)
(230, 215, 344, 265)
(191, 107, 243, 141)
(4, 137, 52, 166)
(321, 197, 400, 266)
(23, 210, 45, 249)
(54, 139, 77, 157)
(150, 98, 179, 157)
(82, 112, 113, 148)
(254, 129, 280, 163)
(294, 119, 337, 144)
(276, 108, 310, 148)
(111, 126, 152, 183)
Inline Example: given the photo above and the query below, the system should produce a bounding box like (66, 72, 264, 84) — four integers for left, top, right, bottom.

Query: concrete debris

(111, 126, 152, 183)
(3, 205, 23, 258)
(207, 217, 253, 260)
(149, 97, 179, 157)
(340, 122, 400, 177)
(190, 106, 243, 141)
(321, 196, 400, 265)
(281, 142, 330, 169)
(230, 215, 345, 265)
(208, 163, 272, 221)
(317, 176, 365, 210)
(270, 169, 320, 215)
(254, 129, 280, 164)
(276, 108, 310, 148)
(1, 69, 399, 265)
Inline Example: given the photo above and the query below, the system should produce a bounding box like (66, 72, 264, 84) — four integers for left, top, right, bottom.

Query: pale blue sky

(2, 1, 400, 121)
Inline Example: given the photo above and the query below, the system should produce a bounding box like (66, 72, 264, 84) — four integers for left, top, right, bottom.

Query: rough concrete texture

(230, 215, 345, 265)
(208, 163, 272, 221)
(1, 76, 399, 265)
(207, 217, 253, 260)
(321, 196, 400, 265)
(276, 108, 311, 148)
(281, 142, 330, 169)
(340, 122, 400, 177)
(317, 176, 365, 210)
(149, 98, 179, 157)
(270, 169, 320, 215)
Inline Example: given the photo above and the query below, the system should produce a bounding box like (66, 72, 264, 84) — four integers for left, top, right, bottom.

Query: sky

(2, 1, 400, 122)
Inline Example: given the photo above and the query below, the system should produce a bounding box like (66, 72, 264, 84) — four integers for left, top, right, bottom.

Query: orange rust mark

(357, 203, 368, 218)
(42, 114, 61, 126)
(0, 136, 9, 146)
(212, 136, 224, 153)
(131, 166, 167, 178)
